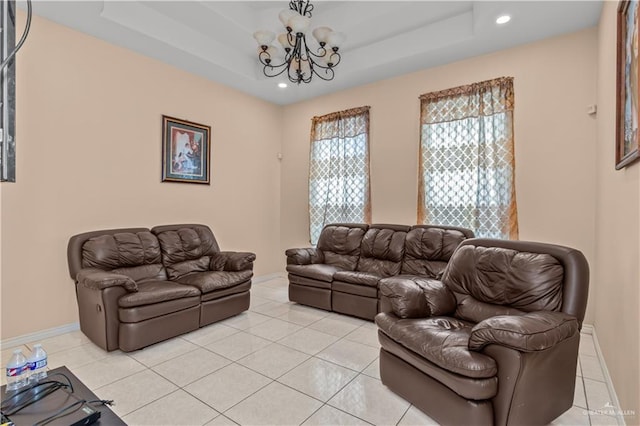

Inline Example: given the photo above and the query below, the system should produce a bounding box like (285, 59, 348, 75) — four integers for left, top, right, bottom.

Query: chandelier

(253, 1, 345, 84)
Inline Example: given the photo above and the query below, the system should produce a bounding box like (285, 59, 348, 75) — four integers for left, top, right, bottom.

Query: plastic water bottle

(27, 344, 48, 383)
(5, 349, 28, 392)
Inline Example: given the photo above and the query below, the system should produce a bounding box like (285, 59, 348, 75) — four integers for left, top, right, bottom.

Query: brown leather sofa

(67, 224, 255, 352)
(376, 238, 589, 425)
(285, 223, 474, 320)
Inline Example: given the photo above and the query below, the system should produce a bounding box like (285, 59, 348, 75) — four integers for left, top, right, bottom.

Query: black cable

(32, 398, 112, 426)
(0, 0, 32, 72)
(0, 374, 74, 416)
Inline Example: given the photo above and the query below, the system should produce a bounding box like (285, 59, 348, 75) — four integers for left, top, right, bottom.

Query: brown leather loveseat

(376, 238, 589, 425)
(285, 223, 474, 320)
(67, 224, 255, 352)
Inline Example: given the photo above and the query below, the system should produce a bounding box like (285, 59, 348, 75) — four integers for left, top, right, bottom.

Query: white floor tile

(225, 381, 323, 426)
(550, 406, 590, 425)
(278, 309, 327, 327)
(34, 330, 91, 354)
(344, 326, 380, 348)
(579, 333, 597, 357)
(573, 377, 587, 409)
(220, 311, 271, 330)
(123, 389, 218, 425)
(71, 353, 145, 389)
(95, 369, 177, 417)
(184, 363, 271, 412)
(250, 300, 293, 317)
(245, 318, 303, 342)
(308, 316, 363, 338)
(580, 354, 605, 382)
(181, 323, 240, 347)
(47, 342, 110, 369)
(398, 405, 439, 425)
(205, 415, 240, 425)
(584, 378, 614, 411)
(128, 338, 198, 368)
(279, 357, 358, 402)
(152, 348, 231, 386)
(361, 358, 380, 380)
(317, 340, 379, 372)
(238, 343, 310, 379)
(278, 328, 339, 355)
(205, 331, 272, 361)
(328, 374, 411, 425)
(302, 405, 371, 425)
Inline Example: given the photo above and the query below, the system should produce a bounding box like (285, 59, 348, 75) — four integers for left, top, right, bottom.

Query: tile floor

(1, 277, 621, 425)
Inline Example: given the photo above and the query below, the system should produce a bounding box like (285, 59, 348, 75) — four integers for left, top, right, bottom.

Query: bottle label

(27, 359, 47, 370)
(6, 365, 26, 377)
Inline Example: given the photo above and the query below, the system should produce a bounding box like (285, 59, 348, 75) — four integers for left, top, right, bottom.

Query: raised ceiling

(28, 1, 602, 105)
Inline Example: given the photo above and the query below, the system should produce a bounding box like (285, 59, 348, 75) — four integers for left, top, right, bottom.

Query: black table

(1, 366, 125, 425)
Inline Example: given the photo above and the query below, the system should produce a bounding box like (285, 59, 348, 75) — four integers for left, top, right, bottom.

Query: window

(418, 77, 518, 239)
(308, 106, 371, 244)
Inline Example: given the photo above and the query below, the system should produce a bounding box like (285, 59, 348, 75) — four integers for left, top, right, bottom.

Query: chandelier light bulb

(253, 30, 275, 47)
(279, 9, 298, 28)
(312, 27, 333, 45)
(288, 14, 311, 34)
(278, 33, 295, 50)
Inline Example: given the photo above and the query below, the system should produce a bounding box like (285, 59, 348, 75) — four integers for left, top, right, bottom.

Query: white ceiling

(27, 1, 603, 105)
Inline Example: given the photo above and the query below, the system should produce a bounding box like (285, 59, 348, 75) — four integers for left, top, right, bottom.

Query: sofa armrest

(210, 251, 256, 272)
(76, 268, 138, 292)
(379, 276, 456, 319)
(468, 311, 578, 352)
(285, 248, 323, 265)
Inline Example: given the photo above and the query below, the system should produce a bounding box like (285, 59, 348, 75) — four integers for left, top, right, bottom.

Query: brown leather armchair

(376, 238, 589, 426)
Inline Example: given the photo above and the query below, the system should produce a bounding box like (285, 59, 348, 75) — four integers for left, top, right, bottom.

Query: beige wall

(281, 28, 599, 324)
(0, 14, 283, 339)
(595, 2, 640, 422)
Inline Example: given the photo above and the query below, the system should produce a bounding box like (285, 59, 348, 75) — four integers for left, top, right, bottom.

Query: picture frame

(162, 115, 211, 184)
(616, 0, 640, 169)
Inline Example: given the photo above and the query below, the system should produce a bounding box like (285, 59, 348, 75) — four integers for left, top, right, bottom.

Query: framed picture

(616, 0, 640, 169)
(162, 115, 211, 184)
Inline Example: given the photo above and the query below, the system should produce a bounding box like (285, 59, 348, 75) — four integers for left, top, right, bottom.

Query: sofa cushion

(82, 231, 165, 283)
(443, 245, 565, 323)
(118, 281, 200, 308)
(401, 227, 468, 277)
(286, 264, 342, 283)
(317, 224, 368, 271)
(356, 226, 408, 277)
(154, 225, 219, 279)
(375, 313, 497, 379)
(175, 270, 253, 294)
(333, 271, 380, 287)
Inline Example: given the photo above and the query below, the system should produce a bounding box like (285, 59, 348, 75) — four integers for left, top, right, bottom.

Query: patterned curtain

(309, 106, 371, 244)
(417, 77, 519, 239)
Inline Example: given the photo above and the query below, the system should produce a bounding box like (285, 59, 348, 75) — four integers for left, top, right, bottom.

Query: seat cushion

(286, 264, 342, 283)
(176, 270, 252, 293)
(375, 313, 497, 379)
(333, 271, 381, 287)
(118, 280, 200, 308)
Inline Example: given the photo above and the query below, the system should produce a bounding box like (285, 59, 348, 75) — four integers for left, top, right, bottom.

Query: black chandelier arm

(289, 0, 313, 17)
(309, 62, 335, 81)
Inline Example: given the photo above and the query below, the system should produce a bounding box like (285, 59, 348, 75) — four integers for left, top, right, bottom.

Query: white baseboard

(1, 322, 80, 349)
(1, 273, 287, 349)
(589, 326, 626, 425)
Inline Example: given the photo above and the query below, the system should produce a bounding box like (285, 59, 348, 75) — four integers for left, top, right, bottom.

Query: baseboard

(1, 322, 80, 349)
(590, 325, 626, 425)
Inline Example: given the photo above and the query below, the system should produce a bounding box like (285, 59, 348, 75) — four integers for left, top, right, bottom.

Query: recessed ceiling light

(278, 82, 288, 88)
(496, 15, 511, 25)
